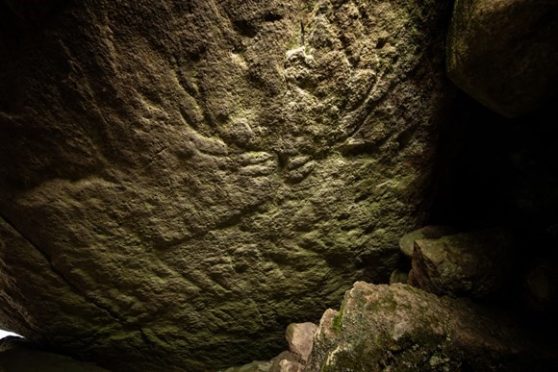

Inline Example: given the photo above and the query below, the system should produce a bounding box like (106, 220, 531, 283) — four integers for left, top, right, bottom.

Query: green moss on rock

(307, 282, 558, 371)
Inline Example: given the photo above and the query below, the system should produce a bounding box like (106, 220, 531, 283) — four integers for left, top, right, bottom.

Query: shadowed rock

(2, 0, 65, 21)
(447, 0, 558, 117)
(399, 226, 456, 258)
(0, 337, 108, 372)
(409, 229, 515, 298)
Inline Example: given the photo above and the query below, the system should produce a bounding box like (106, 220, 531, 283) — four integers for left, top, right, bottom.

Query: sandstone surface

(0, 0, 451, 369)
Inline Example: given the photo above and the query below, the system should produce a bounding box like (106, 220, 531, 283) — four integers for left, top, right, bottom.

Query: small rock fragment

(270, 351, 304, 372)
(285, 322, 317, 363)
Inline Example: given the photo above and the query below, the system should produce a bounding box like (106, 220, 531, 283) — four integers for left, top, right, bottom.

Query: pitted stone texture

(0, 0, 451, 370)
(270, 351, 304, 372)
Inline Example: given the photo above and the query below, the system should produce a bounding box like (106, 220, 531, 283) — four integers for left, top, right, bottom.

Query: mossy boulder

(306, 282, 558, 371)
(447, 0, 558, 117)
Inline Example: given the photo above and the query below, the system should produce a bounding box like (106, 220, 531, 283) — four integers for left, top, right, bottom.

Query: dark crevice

(263, 12, 283, 22)
(375, 37, 387, 49)
(232, 19, 258, 38)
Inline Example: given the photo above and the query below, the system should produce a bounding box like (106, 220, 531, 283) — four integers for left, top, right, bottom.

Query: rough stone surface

(223, 351, 304, 372)
(285, 323, 317, 363)
(0, 337, 108, 372)
(399, 225, 456, 257)
(0, 0, 451, 369)
(409, 229, 515, 298)
(275, 361, 303, 372)
(224, 360, 273, 372)
(270, 351, 304, 372)
(447, 0, 558, 117)
(306, 282, 558, 371)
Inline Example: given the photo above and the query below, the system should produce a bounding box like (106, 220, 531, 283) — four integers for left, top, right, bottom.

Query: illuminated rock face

(0, 0, 451, 369)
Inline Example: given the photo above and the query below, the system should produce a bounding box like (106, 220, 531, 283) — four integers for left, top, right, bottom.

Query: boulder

(447, 0, 558, 117)
(0, 0, 452, 369)
(306, 282, 558, 371)
(399, 226, 456, 257)
(270, 351, 304, 372)
(408, 229, 515, 298)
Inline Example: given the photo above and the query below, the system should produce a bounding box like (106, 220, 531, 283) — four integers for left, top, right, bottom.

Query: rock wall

(0, 0, 451, 369)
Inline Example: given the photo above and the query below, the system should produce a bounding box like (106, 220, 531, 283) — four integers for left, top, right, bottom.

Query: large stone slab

(0, 0, 451, 369)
